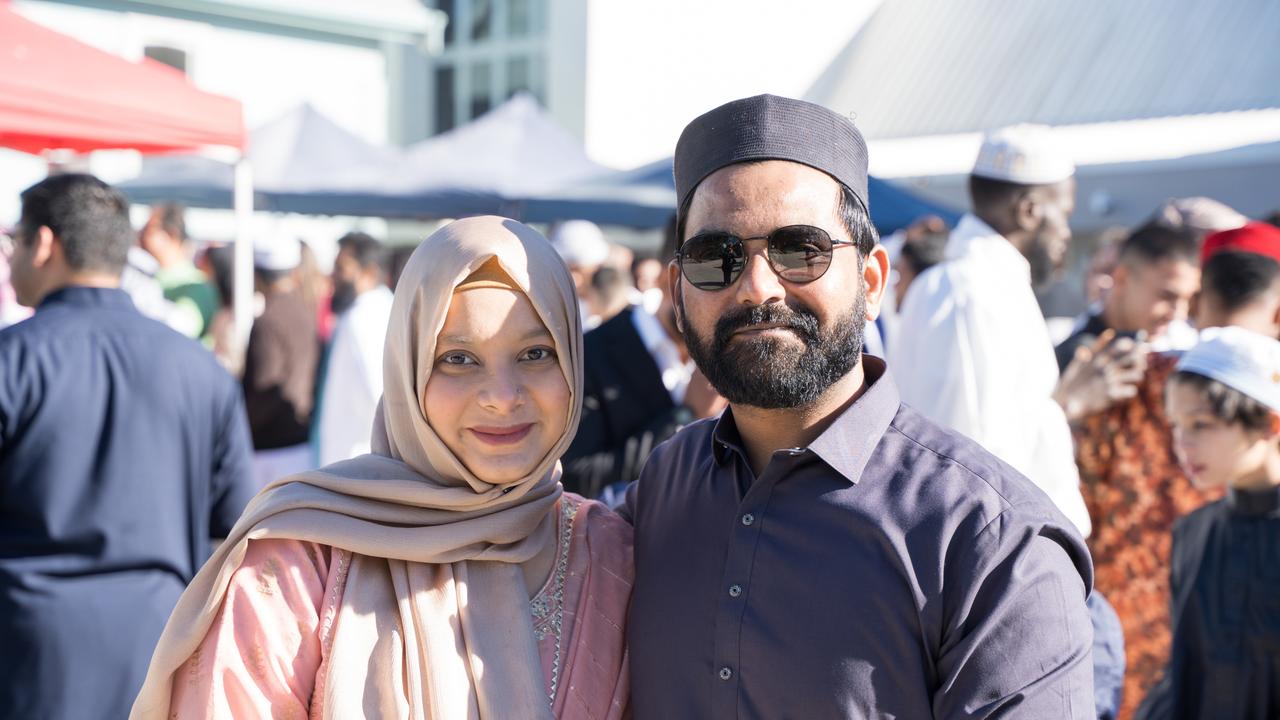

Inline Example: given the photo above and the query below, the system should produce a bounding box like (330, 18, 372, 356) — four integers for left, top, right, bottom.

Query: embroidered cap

(971, 124, 1075, 185)
(1177, 326, 1280, 412)
(1201, 221, 1280, 265)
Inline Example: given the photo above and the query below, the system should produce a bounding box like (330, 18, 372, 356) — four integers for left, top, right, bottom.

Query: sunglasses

(675, 224, 856, 291)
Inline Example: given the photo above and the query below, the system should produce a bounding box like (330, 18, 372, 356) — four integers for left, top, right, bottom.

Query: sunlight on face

(1166, 381, 1269, 490)
(423, 287, 570, 484)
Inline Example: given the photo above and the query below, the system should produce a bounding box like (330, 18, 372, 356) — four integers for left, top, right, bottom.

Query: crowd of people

(1, 92, 1280, 719)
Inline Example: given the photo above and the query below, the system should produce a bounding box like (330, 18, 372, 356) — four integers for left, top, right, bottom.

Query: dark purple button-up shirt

(623, 357, 1094, 719)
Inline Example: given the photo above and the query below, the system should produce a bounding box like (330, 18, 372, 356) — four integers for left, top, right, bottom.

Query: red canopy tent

(0, 1, 254, 342)
(0, 2, 244, 153)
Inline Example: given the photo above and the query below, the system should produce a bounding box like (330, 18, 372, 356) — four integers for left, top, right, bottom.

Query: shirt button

(741, 513, 755, 526)
(729, 584, 742, 598)
(719, 667, 733, 681)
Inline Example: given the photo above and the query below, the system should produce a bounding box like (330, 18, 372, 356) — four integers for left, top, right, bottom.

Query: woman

(131, 217, 632, 719)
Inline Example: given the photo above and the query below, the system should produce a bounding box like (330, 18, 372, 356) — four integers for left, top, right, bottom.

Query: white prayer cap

(253, 236, 301, 272)
(1177, 326, 1280, 412)
(548, 220, 609, 268)
(972, 124, 1075, 185)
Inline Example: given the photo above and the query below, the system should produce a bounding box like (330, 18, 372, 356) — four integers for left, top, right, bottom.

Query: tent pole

(233, 158, 254, 365)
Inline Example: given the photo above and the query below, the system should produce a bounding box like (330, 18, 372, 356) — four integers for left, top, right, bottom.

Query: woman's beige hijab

(132, 216, 583, 719)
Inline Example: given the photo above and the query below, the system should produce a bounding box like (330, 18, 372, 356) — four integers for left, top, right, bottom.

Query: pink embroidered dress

(170, 494, 631, 719)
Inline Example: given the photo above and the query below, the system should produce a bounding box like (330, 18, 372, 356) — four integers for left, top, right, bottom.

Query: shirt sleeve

(933, 506, 1095, 719)
(209, 374, 258, 537)
(169, 539, 332, 719)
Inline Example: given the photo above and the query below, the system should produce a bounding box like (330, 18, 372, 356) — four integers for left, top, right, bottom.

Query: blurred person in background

(0, 174, 256, 720)
(1084, 228, 1127, 308)
(549, 219, 610, 328)
(631, 254, 665, 314)
(893, 125, 1090, 535)
(1070, 220, 1279, 719)
(562, 216, 725, 501)
(587, 265, 632, 325)
(0, 228, 32, 328)
(297, 239, 335, 343)
(1054, 221, 1200, 374)
(891, 220, 948, 310)
(199, 243, 242, 375)
(891, 125, 1119, 718)
(242, 237, 318, 487)
(315, 231, 392, 466)
(139, 202, 218, 343)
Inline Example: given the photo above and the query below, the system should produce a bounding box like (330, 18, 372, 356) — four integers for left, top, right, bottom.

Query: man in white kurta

(892, 125, 1090, 537)
(317, 233, 392, 465)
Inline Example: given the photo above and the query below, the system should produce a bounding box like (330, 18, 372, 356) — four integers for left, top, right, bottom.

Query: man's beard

(680, 285, 866, 410)
(1024, 238, 1057, 287)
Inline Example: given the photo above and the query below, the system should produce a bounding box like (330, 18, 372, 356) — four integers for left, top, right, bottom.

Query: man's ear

(32, 226, 57, 269)
(667, 260, 685, 333)
(1013, 193, 1042, 233)
(861, 244, 891, 321)
(1189, 290, 1201, 327)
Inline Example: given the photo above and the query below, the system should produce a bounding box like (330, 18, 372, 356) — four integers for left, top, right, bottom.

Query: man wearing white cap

(242, 237, 318, 487)
(548, 219, 611, 328)
(893, 126, 1122, 715)
(894, 124, 1086, 532)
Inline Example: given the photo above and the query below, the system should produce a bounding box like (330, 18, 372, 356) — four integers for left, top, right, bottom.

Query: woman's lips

(469, 424, 534, 445)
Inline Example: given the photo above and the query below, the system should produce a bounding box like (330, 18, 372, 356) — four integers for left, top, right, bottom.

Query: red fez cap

(1201, 221, 1280, 265)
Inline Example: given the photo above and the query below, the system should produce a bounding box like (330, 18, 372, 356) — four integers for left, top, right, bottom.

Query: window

(506, 56, 530, 97)
(144, 45, 187, 74)
(435, 66, 456, 133)
(470, 62, 492, 118)
(471, 0, 493, 41)
(437, 0, 456, 47)
(508, 0, 531, 37)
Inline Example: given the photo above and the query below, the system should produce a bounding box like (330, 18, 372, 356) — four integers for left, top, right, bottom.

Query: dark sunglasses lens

(681, 234, 745, 289)
(769, 225, 834, 282)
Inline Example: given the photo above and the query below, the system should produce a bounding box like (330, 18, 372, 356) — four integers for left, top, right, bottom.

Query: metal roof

(805, 0, 1280, 140)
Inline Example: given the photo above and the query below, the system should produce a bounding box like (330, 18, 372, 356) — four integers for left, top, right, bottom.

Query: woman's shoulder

(562, 493, 634, 565)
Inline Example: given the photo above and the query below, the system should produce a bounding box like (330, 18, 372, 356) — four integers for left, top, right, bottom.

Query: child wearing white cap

(1139, 326, 1280, 718)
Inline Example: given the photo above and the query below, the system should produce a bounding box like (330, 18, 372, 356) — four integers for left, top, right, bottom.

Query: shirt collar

(947, 213, 1032, 285)
(38, 285, 133, 312)
(710, 355, 901, 483)
(1228, 484, 1280, 517)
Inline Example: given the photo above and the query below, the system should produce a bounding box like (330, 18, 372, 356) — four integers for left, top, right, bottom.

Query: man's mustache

(713, 303, 820, 346)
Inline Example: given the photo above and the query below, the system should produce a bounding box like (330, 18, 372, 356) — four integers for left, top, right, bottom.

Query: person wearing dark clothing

(622, 95, 1095, 719)
(0, 174, 256, 720)
(1139, 327, 1280, 720)
(562, 217, 725, 500)
(242, 238, 319, 486)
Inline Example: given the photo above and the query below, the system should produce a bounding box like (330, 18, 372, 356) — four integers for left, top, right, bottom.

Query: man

(138, 201, 219, 341)
(0, 174, 256, 719)
(548, 219, 610, 328)
(1054, 222, 1200, 372)
(316, 231, 392, 466)
(624, 95, 1093, 718)
(893, 124, 1090, 536)
(242, 236, 318, 487)
(1073, 220, 1280, 718)
(563, 219, 726, 500)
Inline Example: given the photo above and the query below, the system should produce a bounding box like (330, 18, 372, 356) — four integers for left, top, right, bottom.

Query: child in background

(1139, 326, 1280, 719)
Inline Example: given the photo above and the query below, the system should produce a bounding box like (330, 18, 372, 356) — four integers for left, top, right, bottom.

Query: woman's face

(1166, 381, 1269, 490)
(424, 286, 570, 484)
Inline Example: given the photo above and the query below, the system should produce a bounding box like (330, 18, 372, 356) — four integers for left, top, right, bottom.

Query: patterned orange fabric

(1075, 352, 1224, 720)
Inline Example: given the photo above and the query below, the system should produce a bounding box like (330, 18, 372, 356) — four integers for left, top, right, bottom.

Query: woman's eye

(521, 347, 556, 362)
(438, 352, 477, 366)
